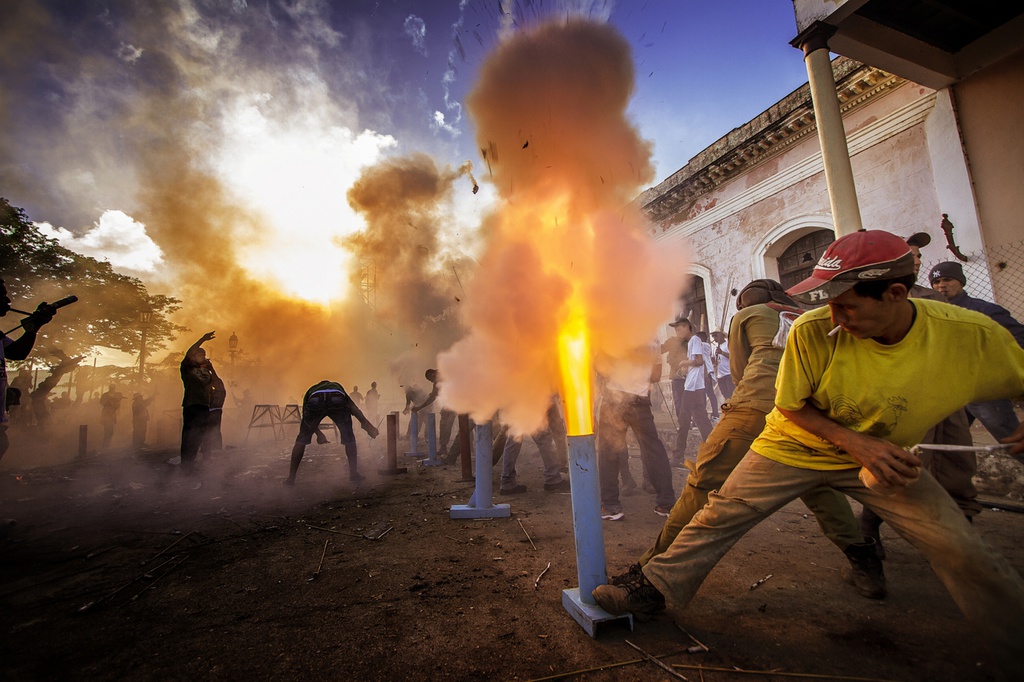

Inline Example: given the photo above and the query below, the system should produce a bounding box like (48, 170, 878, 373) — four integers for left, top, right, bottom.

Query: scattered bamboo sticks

(534, 562, 550, 590)
(518, 518, 537, 549)
(625, 639, 690, 680)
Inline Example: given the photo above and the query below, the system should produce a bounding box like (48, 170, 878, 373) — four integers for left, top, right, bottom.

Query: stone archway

(751, 215, 835, 284)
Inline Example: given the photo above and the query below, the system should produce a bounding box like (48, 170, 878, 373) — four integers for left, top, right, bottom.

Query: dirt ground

(3, 414, 1024, 682)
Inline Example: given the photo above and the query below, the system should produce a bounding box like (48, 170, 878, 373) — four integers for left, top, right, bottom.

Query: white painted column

(795, 23, 862, 236)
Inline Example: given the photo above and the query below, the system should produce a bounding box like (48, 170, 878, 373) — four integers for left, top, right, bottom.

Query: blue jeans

(966, 399, 1020, 441)
(643, 451, 1024, 673)
(675, 389, 713, 459)
(500, 428, 563, 489)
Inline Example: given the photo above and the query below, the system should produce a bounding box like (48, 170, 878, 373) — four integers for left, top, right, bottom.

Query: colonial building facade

(640, 54, 1023, 332)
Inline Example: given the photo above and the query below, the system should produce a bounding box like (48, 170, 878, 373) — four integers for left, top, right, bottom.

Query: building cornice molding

(650, 89, 938, 245)
(640, 58, 905, 225)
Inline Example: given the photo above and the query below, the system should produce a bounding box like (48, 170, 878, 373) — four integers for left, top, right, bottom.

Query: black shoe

(592, 574, 665, 620)
(500, 484, 528, 495)
(608, 562, 643, 586)
(349, 472, 366, 483)
(841, 540, 887, 599)
(544, 479, 571, 493)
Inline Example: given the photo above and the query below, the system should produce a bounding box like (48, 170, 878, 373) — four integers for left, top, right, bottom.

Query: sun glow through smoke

(213, 100, 397, 305)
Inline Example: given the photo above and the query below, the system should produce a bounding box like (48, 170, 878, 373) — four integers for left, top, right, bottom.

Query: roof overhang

(792, 0, 1024, 89)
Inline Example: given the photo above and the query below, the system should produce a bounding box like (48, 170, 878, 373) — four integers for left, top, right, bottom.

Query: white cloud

(404, 14, 427, 56)
(115, 42, 144, 63)
(431, 110, 460, 137)
(36, 210, 165, 273)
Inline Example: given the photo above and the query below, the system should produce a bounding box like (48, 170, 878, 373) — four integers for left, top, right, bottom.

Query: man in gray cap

(931, 261, 1024, 441)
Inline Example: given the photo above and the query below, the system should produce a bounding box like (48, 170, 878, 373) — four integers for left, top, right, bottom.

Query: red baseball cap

(787, 230, 915, 304)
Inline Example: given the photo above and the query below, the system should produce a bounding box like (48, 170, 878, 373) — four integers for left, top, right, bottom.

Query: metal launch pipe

(377, 412, 407, 476)
(566, 434, 605, 599)
(422, 412, 443, 466)
(405, 411, 422, 457)
(562, 433, 633, 636)
(450, 421, 509, 519)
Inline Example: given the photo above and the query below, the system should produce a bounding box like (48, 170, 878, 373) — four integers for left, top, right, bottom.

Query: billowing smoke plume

(345, 153, 478, 357)
(0, 2, 434, 401)
(437, 19, 690, 436)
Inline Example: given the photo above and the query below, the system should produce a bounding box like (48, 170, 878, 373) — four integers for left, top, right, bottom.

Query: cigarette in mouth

(827, 325, 842, 337)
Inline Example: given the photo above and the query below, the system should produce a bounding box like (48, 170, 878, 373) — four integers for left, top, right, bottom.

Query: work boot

(608, 562, 643, 586)
(592, 573, 666, 620)
(858, 510, 886, 559)
(841, 540, 887, 599)
(543, 479, 571, 493)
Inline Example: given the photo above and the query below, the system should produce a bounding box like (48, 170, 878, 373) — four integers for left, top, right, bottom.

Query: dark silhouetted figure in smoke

(132, 393, 154, 449)
(201, 373, 226, 455)
(285, 380, 379, 486)
(0, 278, 56, 461)
(99, 383, 125, 448)
(350, 385, 363, 407)
(180, 332, 219, 476)
(364, 381, 380, 424)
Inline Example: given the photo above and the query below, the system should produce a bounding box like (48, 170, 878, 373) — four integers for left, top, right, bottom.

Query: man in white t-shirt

(696, 331, 719, 421)
(711, 330, 734, 400)
(671, 319, 712, 465)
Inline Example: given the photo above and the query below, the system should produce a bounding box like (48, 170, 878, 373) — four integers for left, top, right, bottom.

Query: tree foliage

(0, 197, 187, 361)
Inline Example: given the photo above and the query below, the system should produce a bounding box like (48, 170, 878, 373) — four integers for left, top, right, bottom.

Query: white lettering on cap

(816, 256, 842, 271)
(807, 289, 828, 301)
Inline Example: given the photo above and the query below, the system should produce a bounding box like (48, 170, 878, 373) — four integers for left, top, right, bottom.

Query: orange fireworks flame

(435, 20, 690, 437)
(557, 301, 593, 436)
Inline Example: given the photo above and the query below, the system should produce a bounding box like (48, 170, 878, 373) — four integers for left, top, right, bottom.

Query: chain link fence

(922, 239, 1024, 323)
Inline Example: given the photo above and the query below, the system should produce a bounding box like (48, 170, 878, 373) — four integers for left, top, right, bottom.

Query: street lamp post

(228, 332, 239, 375)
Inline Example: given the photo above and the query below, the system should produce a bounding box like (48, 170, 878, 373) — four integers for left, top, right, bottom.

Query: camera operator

(1, 278, 57, 461)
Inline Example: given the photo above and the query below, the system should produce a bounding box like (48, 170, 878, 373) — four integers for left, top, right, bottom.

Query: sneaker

(608, 562, 643, 586)
(654, 505, 670, 517)
(600, 506, 624, 521)
(500, 484, 528, 495)
(349, 472, 366, 483)
(543, 479, 571, 493)
(592, 576, 665, 620)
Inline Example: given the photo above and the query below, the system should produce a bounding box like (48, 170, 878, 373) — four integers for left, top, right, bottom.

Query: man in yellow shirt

(593, 230, 1024, 674)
